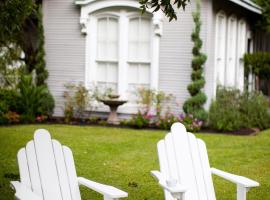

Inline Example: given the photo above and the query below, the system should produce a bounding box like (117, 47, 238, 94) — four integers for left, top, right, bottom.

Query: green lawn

(0, 125, 269, 200)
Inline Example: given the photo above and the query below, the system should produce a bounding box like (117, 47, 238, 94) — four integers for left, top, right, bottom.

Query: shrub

(156, 113, 203, 132)
(183, 1, 207, 121)
(240, 91, 270, 130)
(5, 111, 20, 124)
(209, 87, 242, 131)
(127, 112, 153, 129)
(0, 101, 8, 124)
(209, 87, 270, 131)
(63, 83, 91, 122)
(136, 87, 174, 116)
(17, 75, 54, 123)
(155, 113, 177, 130)
(0, 88, 20, 124)
(178, 114, 203, 132)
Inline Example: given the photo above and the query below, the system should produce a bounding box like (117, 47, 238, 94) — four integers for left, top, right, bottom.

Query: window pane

(97, 17, 118, 60)
(107, 63, 118, 83)
(128, 63, 139, 84)
(128, 18, 139, 61)
(139, 64, 150, 84)
(97, 62, 107, 82)
(128, 17, 151, 62)
(107, 18, 118, 60)
(97, 18, 107, 59)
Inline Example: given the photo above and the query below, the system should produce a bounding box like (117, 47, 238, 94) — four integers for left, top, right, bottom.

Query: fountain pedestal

(99, 99, 127, 125)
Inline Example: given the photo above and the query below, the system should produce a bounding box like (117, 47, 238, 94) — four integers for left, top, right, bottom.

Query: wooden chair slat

(63, 146, 82, 200)
(25, 141, 43, 197)
(187, 133, 208, 199)
(157, 140, 177, 200)
(33, 129, 63, 200)
(197, 139, 216, 200)
(170, 123, 199, 199)
(52, 140, 73, 200)
(17, 148, 31, 188)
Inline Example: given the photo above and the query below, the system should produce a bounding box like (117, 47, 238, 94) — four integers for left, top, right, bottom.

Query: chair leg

(103, 196, 119, 200)
(237, 185, 248, 200)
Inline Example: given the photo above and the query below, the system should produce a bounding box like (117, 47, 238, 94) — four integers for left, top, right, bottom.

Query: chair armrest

(10, 181, 42, 200)
(77, 177, 128, 199)
(211, 168, 259, 188)
(151, 171, 187, 199)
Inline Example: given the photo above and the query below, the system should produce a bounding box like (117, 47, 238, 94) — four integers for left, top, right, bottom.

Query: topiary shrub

(183, 0, 207, 121)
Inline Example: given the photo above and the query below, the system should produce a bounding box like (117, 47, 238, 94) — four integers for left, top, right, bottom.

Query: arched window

(76, 0, 163, 113)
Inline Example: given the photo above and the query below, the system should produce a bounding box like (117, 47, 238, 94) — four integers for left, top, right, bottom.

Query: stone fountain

(99, 94, 127, 125)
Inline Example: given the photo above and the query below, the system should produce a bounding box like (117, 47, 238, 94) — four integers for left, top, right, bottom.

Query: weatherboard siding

(43, 0, 85, 116)
(159, 0, 215, 113)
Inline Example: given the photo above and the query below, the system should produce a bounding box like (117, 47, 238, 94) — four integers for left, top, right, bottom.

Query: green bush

(126, 112, 151, 129)
(18, 75, 54, 122)
(63, 83, 91, 123)
(209, 87, 242, 131)
(240, 91, 270, 130)
(209, 87, 270, 131)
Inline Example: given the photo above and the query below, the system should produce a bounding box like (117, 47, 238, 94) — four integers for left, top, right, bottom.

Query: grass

(0, 125, 269, 200)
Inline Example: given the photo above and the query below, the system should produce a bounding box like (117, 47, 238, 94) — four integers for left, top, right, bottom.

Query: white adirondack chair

(151, 122, 259, 200)
(10, 129, 128, 200)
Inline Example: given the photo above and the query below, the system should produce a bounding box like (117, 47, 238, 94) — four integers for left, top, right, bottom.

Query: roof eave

(228, 0, 262, 14)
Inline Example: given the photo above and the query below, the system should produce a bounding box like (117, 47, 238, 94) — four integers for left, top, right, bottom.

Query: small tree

(183, 0, 207, 121)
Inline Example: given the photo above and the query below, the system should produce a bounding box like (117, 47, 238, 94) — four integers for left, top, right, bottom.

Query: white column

(151, 11, 163, 90)
(118, 10, 128, 98)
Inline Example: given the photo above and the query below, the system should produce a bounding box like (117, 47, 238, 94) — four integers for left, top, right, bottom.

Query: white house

(42, 0, 262, 117)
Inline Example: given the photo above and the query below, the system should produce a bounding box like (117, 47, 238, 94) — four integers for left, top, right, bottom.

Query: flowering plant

(36, 115, 47, 122)
(155, 113, 203, 132)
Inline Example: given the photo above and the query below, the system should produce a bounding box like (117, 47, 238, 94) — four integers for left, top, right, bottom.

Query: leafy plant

(4, 111, 20, 124)
(183, 0, 207, 121)
(155, 113, 203, 132)
(244, 52, 270, 79)
(240, 91, 270, 130)
(63, 83, 91, 122)
(136, 87, 174, 116)
(209, 87, 270, 131)
(18, 75, 54, 123)
(132, 112, 153, 128)
(209, 87, 242, 131)
(139, 0, 190, 21)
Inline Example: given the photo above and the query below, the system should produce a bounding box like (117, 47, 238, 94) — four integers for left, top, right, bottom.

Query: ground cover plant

(0, 125, 269, 200)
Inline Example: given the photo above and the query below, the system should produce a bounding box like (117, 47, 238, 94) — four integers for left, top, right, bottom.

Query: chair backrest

(17, 129, 81, 200)
(157, 123, 216, 200)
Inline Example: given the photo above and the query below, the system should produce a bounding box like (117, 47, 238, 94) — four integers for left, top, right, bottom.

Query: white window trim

(76, 0, 163, 114)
